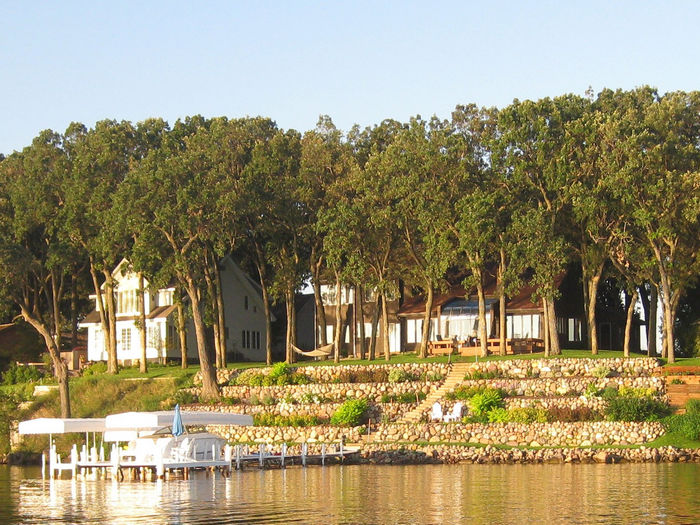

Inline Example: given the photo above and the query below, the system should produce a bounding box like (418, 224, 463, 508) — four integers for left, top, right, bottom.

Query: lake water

(1, 462, 698, 524)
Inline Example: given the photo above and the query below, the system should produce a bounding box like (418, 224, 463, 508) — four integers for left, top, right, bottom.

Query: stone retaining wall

(196, 362, 451, 386)
(428, 396, 608, 421)
(355, 444, 700, 465)
(207, 424, 364, 444)
(187, 401, 416, 422)
(467, 357, 659, 378)
(452, 375, 664, 397)
(370, 421, 663, 447)
(218, 380, 438, 403)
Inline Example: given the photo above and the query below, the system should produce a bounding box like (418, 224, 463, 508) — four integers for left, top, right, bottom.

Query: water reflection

(2, 463, 698, 524)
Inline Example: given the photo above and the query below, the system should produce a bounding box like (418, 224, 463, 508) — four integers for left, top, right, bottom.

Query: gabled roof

(81, 304, 177, 325)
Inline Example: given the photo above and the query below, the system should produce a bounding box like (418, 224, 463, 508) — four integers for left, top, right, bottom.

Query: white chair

(443, 401, 464, 422)
(430, 402, 444, 422)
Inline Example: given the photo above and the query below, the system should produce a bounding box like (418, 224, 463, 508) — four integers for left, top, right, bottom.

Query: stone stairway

(398, 362, 473, 424)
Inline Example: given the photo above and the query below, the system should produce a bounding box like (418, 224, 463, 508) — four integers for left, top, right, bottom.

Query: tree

(0, 132, 74, 417)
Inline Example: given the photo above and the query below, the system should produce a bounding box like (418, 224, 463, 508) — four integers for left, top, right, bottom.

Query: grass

(660, 356, 700, 367)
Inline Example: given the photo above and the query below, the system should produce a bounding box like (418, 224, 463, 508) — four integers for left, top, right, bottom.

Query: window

(120, 328, 131, 353)
(406, 319, 424, 344)
(568, 318, 582, 342)
(244, 296, 249, 310)
(167, 325, 176, 351)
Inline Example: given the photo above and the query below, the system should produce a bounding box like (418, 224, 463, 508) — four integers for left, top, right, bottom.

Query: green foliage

(82, 362, 108, 376)
(172, 390, 198, 406)
(591, 365, 612, 379)
(2, 363, 43, 385)
(269, 362, 291, 379)
(663, 414, 700, 441)
(604, 396, 670, 422)
(465, 369, 499, 380)
(546, 406, 600, 422)
(0, 391, 21, 454)
(330, 398, 369, 426)
(469, 389, 505, 417)
(253, 413, 322, 427)
(388, 368, 413, 383)
(446, 385, 507, 401)
(424, 371, 444, 382)
(618, 385, 656, 398)
(685, 398, 700, 415)
(485, 406, 548, 423)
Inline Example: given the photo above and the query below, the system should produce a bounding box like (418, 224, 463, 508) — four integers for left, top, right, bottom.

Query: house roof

(81, 304, 177, 325)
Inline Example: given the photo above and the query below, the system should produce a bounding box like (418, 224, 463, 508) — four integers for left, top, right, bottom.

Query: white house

(80, 257, 271, 364)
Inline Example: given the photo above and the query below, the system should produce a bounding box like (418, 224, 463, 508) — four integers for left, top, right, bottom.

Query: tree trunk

(177, 300, 188, 368)
(102, 268, 118, 374)
(547, 297, 561, 355)
(214, 261, 227, 368)
(474, 268, 488, 358)
(586, 266, 603, 355)
(21, 306, 70, 418)
(89, 262, 111, 363)
(623, 288, 638, 357)
(542, 297, 550, 357)
(203, 262, 221, 368)
(648, 284, 658, 357)
(311, 253, 327, 346)
(498, 248, 507, 356)
(285, 285, 296, 364)
(333, 272, 343, 363)
(420, 284, 434, 358)
(138, 273, 147, 373)
(381, 293, 391, 361)
(658, 269, 677, 363)
(357, 285, 366, 360)
(184, 275, 219, 400)
(70, 272, 78, 349)
(369, 294, 380, 361)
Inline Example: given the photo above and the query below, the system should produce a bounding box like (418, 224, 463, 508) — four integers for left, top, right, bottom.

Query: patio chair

(443, 401, 464, 422)
(430, 402, 443, 422)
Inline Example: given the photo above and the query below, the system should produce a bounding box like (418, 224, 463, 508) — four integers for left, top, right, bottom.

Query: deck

(428, 338, 544, 357)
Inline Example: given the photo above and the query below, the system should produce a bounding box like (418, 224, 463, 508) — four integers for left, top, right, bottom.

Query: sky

(1, 1, 699, 155)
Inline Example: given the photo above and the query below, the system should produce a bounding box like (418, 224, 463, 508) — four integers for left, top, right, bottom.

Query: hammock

(292, 343, 334, 358)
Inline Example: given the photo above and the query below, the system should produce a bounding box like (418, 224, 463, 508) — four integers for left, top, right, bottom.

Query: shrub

(330, 399, 369, 426)
(172, 390, 198, 405)
(686, 399, 700, 416)
(663, 414, 700, 441)
(2, 363, 43, 385)
(470, 388, 505, 417)
(81, 361, 108, 377)
(446, 385, 506, 401)
(584, 382, 603, 399)
(291, 372, 311, 385)
(618, 386, 656, 399)
(261, 393, 276, 406)
(235, 370, 266, 386)
(466, 370, 498, 380)
(425, 371, 444, 382)
(546, 406, 600, 422)
(380, 392, 426, 403)
(670, 378, 685, 385)
(388, 369, 411, 383)
(604, 396, 670, 421)
(592, 365, 612, 379)
(269, 362, 291, 380)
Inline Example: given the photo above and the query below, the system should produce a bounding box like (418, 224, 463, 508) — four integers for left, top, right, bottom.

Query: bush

(446, 385, 506, 401)
(592, 365, 612, 379)
(686, 399, 700, 416)
(380, 392, 426, 403)
(291, 372, 311, 385)
(172, 390, 198, 405)
(466, 370, 499, 380)
(330, 399, 369, 426)
(81, 361, 108, 377)
(388, 369, 411, 383)
(470, 388, 505, 417)
(485, 407, 548, 423)
(618, 386, 656, 399)
(425, 371, 444, 382)
(604, 396, 670, 422)
(663, 414, 700, 441)
(2, 363, 43, 385)
(234, 369, 266, 386)
(546, 406, 600, 422)
(269, 362, 291, 380)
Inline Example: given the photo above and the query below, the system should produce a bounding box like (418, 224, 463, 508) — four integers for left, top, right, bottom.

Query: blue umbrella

(172, 404, 185, 437)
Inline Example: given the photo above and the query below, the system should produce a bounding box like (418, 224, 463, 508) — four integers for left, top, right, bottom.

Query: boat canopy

(104, 411, 253, 431)
(18, 418, 107, 435)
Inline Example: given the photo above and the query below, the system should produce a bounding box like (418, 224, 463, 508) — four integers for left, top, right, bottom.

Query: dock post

(259, 444, 265, 468)
(235, 445, 241, 470)
(110, 444, 121, 481)
(281, 443, 286, 468)
(156, 455, 164, 479)
(302, 443, 307, 467)
(41, 451, 45, 480)
(321, 443, 326, 466)
(71, 445, 78, 477)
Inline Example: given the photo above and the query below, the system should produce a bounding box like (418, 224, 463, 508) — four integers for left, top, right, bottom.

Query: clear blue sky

(1, 1, 698, 155)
